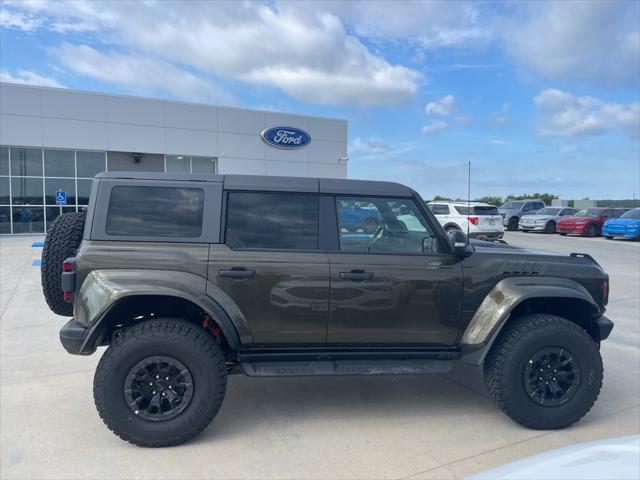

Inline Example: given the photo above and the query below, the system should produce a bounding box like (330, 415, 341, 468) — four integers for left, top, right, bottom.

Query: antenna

(467, 161, 471, 243)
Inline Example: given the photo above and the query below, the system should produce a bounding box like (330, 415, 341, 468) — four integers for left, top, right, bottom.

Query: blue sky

(1, 0, 638, 199)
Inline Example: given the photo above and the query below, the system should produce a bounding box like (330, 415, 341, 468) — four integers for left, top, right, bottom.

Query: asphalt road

(1, 232, 638, 479)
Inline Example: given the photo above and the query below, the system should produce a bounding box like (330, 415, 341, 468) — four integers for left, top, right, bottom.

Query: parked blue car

(602, 208, 640, 240)
(338, 201, 381, 234)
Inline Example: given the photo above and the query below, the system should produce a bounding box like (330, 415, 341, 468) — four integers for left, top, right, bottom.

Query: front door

(327, 196, 463, 345)
(208, 191, 329, 346)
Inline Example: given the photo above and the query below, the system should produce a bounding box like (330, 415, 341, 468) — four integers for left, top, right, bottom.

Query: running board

(241, 359, 453, 377)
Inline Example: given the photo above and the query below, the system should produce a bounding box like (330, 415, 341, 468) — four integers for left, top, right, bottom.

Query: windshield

(535, 208, 561, 215)
(500, 201, 524, 209)
(621, 208, 640, 219)
(455, 205, 499, 215)
(575, 209, 602, 217)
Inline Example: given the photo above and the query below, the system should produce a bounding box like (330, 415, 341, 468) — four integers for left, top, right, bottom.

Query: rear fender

(74, 269, 250, 352)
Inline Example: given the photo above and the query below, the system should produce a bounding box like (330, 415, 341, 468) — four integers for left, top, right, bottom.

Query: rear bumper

(59, 319, 97, 355)
(469, 231, 504, 240)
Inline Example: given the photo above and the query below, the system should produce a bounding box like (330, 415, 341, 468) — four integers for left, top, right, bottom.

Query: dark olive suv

(41, 173, 614, 447)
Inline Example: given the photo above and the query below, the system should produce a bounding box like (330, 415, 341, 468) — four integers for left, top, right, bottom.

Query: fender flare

(74, 269, 250, 353)
(460, 276, 600, 365)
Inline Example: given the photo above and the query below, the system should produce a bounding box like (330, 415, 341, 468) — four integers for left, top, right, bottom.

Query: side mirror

(450, 230, 468, 256)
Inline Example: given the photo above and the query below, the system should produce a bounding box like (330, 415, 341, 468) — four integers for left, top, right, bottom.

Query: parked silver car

(498, 199, 546, 231)
(519, 207, 578, 234)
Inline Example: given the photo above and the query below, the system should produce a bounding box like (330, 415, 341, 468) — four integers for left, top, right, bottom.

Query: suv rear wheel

(484, 314, 602, 429)
(94, 318, 227, 447)
(41, 212, 86, 316)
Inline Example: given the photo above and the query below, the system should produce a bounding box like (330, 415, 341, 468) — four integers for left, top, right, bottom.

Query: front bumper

(595, 315, 614, 341)
(602, 226, 640, 239)
(557, 224, 588, 234)
(519, 223, 545, 231)
(59, 319, 98, 355)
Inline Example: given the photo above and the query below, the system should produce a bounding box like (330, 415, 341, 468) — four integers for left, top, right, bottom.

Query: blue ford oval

(261, 126, 311, 149)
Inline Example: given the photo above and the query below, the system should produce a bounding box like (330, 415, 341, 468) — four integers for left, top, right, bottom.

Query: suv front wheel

(484, 314, 603, 429)
(93, 318, 227, 447)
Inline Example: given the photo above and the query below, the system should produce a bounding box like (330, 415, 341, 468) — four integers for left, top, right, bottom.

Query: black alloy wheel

(544, 221, 556, 234)
(586, 224, 598, 237)
(523, 347, 581, 407)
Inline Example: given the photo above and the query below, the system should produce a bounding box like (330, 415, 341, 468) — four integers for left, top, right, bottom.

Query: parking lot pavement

(1, 233, 638, 480)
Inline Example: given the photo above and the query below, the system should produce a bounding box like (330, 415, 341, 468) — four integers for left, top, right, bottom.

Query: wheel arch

(73, 269, 247, 355)
(443, 222, 461, 231)
(460, 276, 602, 365)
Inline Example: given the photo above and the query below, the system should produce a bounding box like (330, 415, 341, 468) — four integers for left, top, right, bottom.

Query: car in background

(427, 201, 504, 240)
(338, 200, 382, 233)
(519, 207, 578, 234)
(498, 199, 546, 231)
(556, 208, 627, 237)
(602, 208, 640, 240)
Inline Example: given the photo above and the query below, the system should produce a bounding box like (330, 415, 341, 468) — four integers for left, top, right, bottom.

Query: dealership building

(0, 82, 348, 234)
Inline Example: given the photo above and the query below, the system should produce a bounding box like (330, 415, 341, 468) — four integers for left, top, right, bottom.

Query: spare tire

(41, 212, 86, 316)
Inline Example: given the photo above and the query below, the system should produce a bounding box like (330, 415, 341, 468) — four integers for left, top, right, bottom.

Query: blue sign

(261, 126, 311, 149)
(55, 189, 67, 206)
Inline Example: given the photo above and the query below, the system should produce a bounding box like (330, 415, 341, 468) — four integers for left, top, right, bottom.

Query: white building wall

(0, 83, 348, 178)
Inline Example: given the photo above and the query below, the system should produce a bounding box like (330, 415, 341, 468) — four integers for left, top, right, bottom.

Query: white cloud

(350, 137, 390, 156)
(492, 103, 510, 125)
(534, 88, 639, 139)
(0, 69, 65, 88)
(3, 1, 420, 106)
(502, 1, 639, 88)
(53, 43, 233, 104)
(426, 94, 455, 116)
(421, 120, 449, 135)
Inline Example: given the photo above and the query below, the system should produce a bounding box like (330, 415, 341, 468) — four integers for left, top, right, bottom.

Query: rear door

(327, 196, 463, 346)
(208, 191, 329, 346)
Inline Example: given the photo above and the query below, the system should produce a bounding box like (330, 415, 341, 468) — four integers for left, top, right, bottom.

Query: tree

(505, 193, 558, 205)
(475, 196, 503, 206)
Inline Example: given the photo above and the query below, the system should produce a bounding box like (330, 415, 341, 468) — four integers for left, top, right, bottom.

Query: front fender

(75, 269, 250, 350)
(460, 276, 600, 364)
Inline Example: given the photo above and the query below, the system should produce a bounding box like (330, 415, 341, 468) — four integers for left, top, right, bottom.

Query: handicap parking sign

(55, 189, 67, 206)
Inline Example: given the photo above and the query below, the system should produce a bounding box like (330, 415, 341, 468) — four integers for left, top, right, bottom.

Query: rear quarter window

(429, 204, 450, 215)
(106, 186, 204, 237)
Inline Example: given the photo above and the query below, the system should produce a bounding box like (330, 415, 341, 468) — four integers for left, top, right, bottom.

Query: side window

(106, 186, 204, 237)
(225, 192, 318, 250)
(336, 196, 441, 254)
(429, 204, 450, 215)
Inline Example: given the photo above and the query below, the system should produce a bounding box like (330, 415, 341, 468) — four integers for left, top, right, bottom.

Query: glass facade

(0, 145, 217, 234)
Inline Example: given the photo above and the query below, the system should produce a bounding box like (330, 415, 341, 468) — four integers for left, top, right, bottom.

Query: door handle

(339, 271, 374, 281)
(219, 268, 256, 278)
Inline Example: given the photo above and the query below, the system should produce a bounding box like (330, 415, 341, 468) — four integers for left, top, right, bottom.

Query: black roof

(96, 172, 413, 197)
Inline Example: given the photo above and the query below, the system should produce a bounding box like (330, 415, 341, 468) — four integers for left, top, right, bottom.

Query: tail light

(602, 278, 609, 306)
(61, 258, 76, 303)
(468, 216, 478, 225)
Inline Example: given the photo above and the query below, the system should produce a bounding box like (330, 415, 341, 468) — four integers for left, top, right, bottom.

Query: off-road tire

(484, 314, 603, 429)
(544, 221, 556, 234)
(93, 318, 227, 447)
(41, 211, 86, 316)
(585, 224, 598, 237)
(507, 217, 519, 231)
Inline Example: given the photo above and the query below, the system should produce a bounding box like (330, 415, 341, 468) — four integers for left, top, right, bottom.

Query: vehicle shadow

(193, 362, 494, 444)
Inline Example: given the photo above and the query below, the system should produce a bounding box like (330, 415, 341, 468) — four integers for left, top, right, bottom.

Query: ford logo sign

(261, 126, 311, 149)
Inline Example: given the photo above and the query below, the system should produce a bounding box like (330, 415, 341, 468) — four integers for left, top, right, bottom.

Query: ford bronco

(41, 173, 613, 447)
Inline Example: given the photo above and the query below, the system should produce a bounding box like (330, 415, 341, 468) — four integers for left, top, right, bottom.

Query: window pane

(337, 197, 437, 254)
(225, 192, 318, 250)
(0, 206, 10, 234)
(77, 179, 92, 205)
(106, 186, 204, 237)
(11, 177, 43, 204)
(165, 155, 190, 173)
(0, 176, 9, 204)
(0, 146, 8, 176)
(77, 151, 105, 178)
(191, 157, 215, 174)
(429, 204, 450, 215)
(44, 149, 75, 177)
(12, 206, 44, 233)
(10, 147, 42, 176)
(45, 178, 76, 205)
(46, 206, 77, 230)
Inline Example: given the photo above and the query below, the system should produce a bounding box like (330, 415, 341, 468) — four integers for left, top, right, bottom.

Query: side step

(241, 359, 453, 377)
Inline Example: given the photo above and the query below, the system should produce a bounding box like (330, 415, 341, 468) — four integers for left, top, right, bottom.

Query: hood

(470, 239, 552, 256)
(605, 217, 640, 226)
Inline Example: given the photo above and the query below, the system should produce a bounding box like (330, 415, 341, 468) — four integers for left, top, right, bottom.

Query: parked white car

(427, 201, 504, 240)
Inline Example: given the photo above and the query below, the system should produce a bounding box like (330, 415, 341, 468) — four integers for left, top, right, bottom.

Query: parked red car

(556, 208, 627, 237)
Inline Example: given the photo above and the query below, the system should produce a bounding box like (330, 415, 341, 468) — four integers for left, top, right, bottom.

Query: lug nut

(152, 390, 156, 395)
(148, 382, 153, 386)
(162, 392, 166, 397)
(165, 376, 169, 381)
(155, 375, 160, 379)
